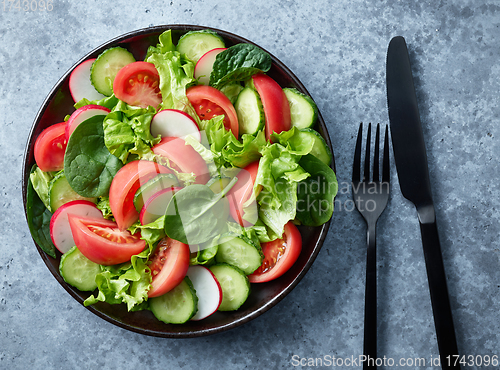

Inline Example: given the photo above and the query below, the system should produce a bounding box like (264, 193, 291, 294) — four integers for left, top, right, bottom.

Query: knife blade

(386, 36, 461, 368)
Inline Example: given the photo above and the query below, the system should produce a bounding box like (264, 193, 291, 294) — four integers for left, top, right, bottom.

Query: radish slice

(50, 200, 103, 254)
(150, 109, 201, 142)
(139, 187, 181, 225)
(194, 48, 226, 86)
(65, 105, 110, 141)
(69, 59, 106, 103)
(186, 265, 222, 321)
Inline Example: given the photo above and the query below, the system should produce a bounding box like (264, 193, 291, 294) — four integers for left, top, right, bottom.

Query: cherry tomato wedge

(248, 221, 302, 283)
(34, 122, 67, 172)
(113, 61, 162, 109)
(227, 161, 260, 227)
(152, 137, 210, 185)
(68, 214, 146, 265)
(109, 160, 172, 230)
(186, 85, 239, 138)
(147, 237, 190, 298)
(252, 74, 291, 142)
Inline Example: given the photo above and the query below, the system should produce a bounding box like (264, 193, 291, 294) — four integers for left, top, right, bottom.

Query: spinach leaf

(296, 154, 338, 226)
(26, 165, 56, 258)
(209, 43, 272, 89)
(164, 179, 236, 245)
(64, 115, 123, 198)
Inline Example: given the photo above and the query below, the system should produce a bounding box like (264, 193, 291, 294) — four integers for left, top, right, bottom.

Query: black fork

(352, 123, 390, 368)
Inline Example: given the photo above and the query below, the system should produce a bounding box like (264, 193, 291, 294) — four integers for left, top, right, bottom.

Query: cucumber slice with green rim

(176, 30, 225, 63)
(206, 175, 232, 194)
(300, 128, 332, 166)
(59, 246, 101, 292)
(235, 87, 265, 135)
(283, 88, 318, 129)
(215, 233, 263, 275)
(133, 173, 179, 213)
(91, 47, 136, 96)
(49, 171, 96, 212)
(220, 82, 244, 105)
(149, 277, 198, 324)
(209, 263, 250, 311)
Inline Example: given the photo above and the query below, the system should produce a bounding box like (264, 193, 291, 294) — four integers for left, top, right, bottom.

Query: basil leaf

(296, 154, 338, 226)
(164, 180, 236, 245)
(209, 43, 272, 89)
(64, 115, 123, 197)
(26, 165, 56, 258)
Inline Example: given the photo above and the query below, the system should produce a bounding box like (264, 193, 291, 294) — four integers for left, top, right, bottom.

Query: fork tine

(352, 123, 363, 183)
(373, 124, 380, 182)
(382, 125, 390, 183)
(363, 123, 371, 182)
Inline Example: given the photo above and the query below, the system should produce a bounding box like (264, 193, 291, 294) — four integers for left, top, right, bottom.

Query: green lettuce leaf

(29, 166, 54, 211)
(84, 248, 152, 311)
(145, 29, 176, 59)
(254, 142, 310, 236)
(74, 94, 119, 110)
(103, 101, 159, 163)
(26, 165, 56, 258)
(146, 50, 198, 120)
(200, 115, 266, 168)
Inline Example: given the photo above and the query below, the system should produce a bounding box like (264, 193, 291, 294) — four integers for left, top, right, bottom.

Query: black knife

(386, 36, 460, 368)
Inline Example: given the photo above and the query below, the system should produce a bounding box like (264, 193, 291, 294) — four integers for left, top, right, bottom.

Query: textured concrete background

(1, 0, 499, 369)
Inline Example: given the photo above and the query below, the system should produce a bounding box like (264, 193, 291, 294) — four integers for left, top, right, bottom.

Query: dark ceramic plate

(22, 25, 335, 337)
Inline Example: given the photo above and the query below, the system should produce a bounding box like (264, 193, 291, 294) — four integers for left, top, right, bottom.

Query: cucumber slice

(220, 82, 244, 105)
(91, 47, 136, 96)
(49, 171, 96, 212)
(215, 234, 263, 275)
(300, 128, 333, 166)
(209, 263, 250, 311)
(149, 277, 198, 324)
(59, 246, 101, 291)
(283, 88, 318, 129)
(177, 30, 225, 63)
(133, 173, 179, 213)
(235, 87, 265, 135)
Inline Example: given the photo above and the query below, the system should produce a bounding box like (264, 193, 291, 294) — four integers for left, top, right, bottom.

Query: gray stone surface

(1, 0, 499, 368)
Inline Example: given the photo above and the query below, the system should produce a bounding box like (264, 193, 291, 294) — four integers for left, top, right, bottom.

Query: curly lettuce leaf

(84, 248, 152, 311)
(103, 101, 159, 163)
(26, 166, 56, 258)
(146, 50, 198, 120)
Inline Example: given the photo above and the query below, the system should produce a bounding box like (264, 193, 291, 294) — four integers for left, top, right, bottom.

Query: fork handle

(419, 219, 461, 369)
(363, 223, 377, 369)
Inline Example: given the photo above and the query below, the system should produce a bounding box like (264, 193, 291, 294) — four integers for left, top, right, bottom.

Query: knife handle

(419, 219, 461, 369)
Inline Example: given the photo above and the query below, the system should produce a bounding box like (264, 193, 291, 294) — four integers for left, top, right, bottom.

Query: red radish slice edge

(50, 200, 103, 254)
(69, 59, 106, 103)
(194, 48, 227, 86)
(139, 186, 182, 225)
(186, 265, 222, 321)
(66, 105, 111, 141)
(150, 109, 201, 142)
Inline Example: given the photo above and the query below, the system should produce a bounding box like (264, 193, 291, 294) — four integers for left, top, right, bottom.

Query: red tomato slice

(227, 161, 260, 227)
(252, 74, 291, 141)
(109, 160, 172, 230)
(248, 221, 302, 283)
(186, 85, 239, 138)
(34, 122, 67, 172)
(152, 137, 210, 185)
(148, 237, 190, 298)
(68, 214, 146, 265)
(113, 61, 162, 109)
